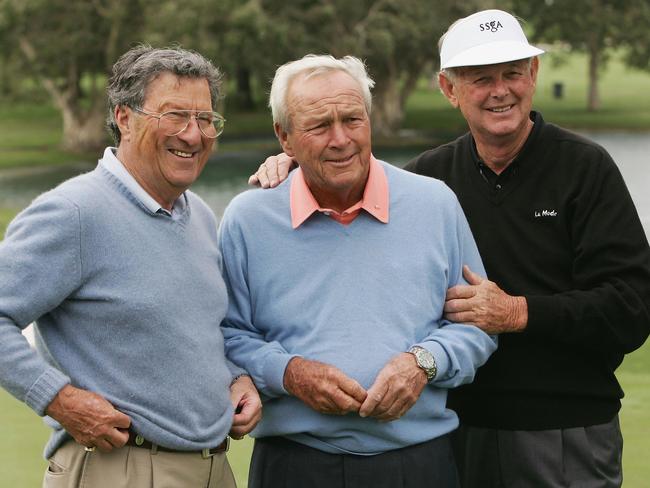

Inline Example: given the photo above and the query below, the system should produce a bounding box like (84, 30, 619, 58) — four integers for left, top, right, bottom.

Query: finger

(330, 389, 363, 414)
(444, 310, 472, 323)
(337, 376, 368, 404)
(462, 265, 484, 285)
(359, 381, 388, 418)
(112, 411, 132, 430)
(247, 174, 260, 186)
(105, 428, 130, 449)
(445, 284, 474, 300)
(443, 298, 472, 314)
(255, 163, 271, 189)
(266, 161, 280, 188)
(94, 437, 115, 453)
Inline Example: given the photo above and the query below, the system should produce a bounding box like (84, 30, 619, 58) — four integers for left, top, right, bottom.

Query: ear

(438, 72, 459, 108)
(274, 122, 295, 157)
(114, 105, 133, 143)
(529, 56, 540, 87)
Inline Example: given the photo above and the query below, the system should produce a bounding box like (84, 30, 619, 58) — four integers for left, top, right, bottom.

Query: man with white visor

(407, 9, 650, 488)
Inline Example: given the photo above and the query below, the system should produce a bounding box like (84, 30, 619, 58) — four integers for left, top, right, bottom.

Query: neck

(474, 118, 534, 175)
(116, 147, 180, 211)
(310, 185, 364, 213)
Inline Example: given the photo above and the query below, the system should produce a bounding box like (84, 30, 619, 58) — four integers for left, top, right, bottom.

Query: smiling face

(115, 72, 215, 209)
(276, 70, 372, 212)
(439, 58, 538, 147)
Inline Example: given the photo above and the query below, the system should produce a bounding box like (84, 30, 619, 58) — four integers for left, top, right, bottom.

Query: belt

(125, 429, 229, 459)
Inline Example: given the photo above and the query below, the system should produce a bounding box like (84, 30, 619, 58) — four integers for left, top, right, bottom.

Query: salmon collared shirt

(290, 155, 389, 229)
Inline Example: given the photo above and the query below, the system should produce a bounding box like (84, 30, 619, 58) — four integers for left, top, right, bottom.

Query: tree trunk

(60, 105, 107, 152)
(371, 78, 404, 138)
(233, 66, 255, 110)
(587, 39, 600, 111)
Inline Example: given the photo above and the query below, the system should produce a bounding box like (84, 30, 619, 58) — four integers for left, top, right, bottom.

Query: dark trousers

(248, 435, 459, 488)
(451, 415, 623, 488)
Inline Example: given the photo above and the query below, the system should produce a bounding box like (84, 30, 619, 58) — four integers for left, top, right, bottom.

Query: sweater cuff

(25, 367, 71, 416)
(226, 358, 247, 380)
(524, 295, 559, 337)
(420, 342, 450, 383)
(262, 352, 300, 396)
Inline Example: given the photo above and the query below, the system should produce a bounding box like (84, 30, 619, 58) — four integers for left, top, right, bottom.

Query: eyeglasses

(133, 107, 225, 139)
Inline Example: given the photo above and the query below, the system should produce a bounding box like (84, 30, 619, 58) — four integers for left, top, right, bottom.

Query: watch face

(419, 352, 434, 369)
(411, 346, 436, 380)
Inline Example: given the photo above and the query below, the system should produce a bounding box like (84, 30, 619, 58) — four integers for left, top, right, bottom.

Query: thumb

(462, 265, 484, 285)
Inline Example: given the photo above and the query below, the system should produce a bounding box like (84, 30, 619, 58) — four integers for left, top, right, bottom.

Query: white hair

(269, 54, 375, 131)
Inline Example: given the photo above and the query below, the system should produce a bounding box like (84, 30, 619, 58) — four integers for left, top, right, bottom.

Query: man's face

(440, 58, 538, 143)
(277, 70, 372, 209)
(118, 72, 215, 206)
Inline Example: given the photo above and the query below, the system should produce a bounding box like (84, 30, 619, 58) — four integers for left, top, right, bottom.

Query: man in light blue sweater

(219, 54, 496, 488)
(0, 46, 261, 487)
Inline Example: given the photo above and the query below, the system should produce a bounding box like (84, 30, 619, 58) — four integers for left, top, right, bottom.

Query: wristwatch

(408, 346, 437, 382)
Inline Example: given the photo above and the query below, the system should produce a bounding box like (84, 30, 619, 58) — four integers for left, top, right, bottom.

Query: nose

(177, 115, 203, 144)
(328, 122, 350, 148)
(491, 76, 509, 98)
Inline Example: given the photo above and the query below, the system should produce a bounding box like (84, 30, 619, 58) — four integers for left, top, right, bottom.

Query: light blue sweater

(219, 161, 497, 455)
(0, 157, 238, 458)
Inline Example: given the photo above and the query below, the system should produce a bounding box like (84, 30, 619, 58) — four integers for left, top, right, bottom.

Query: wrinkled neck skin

(473, 117, 534, 175)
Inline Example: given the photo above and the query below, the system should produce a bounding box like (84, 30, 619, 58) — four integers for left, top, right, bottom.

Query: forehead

(288, 70, 366, 116)
(457, 59, 530, 77)
(144, 72, 212, 109)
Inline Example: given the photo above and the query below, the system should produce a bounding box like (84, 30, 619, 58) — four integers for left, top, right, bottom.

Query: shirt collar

(99, 147, 187, 216)
(290, 155, 389, 229)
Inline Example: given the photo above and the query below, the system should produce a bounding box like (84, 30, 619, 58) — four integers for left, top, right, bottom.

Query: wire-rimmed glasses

(133, 107, 225, 139)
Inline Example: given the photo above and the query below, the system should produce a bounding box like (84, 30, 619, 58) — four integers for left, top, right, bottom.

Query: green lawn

(1, 341, 648, 486)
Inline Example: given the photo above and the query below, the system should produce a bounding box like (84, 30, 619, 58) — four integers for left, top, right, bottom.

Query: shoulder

(221, 179, 290, 226)
(381, 161, 459, 208)
(404, 133, 470, 176)
(543, 123, 614, 168)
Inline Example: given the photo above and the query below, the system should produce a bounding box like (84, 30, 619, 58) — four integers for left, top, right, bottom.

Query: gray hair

(106, 45, 223, 145)
(269, 54, 375, 132)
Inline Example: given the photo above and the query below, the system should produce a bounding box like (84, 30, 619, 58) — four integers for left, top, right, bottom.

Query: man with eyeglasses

(0, 45, 261, 487)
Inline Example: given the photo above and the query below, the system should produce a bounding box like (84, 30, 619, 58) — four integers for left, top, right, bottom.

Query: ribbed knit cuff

(420, 342, 450, 383)
(24, 368, 70, 416)
(262, 352, 299, 396)
(524, 295, 558, 337)
(226, 358, 247, 379)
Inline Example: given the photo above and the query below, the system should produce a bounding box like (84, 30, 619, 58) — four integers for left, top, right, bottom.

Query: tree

(512, 0, 650, 111)
(2, 0, 145, 151)
(242, 0, 486, 136)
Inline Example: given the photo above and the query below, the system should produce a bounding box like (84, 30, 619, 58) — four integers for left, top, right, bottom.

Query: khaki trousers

(42, 440, 237, 488)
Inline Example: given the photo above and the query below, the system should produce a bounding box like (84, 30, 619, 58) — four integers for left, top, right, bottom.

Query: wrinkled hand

(248, 153, 296, 188)
(45, 384, 131, 452)
(444, 265, 528, 334)
(359, 353, 427, 421)
(283, 357, 367, 415)
(229, 375, 262, 439)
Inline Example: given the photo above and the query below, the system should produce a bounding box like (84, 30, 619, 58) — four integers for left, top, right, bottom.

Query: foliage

(511, 0, 650, 111)
(0, 0, 146, 150)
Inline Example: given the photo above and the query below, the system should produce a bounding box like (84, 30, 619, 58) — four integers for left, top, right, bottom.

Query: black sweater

(405, 112, 650, 429)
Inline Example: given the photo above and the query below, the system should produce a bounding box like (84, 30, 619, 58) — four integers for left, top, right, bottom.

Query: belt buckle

(201, 437, 229, 459)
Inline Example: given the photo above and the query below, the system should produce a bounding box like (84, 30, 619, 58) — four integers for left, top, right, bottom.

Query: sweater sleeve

(0, 195, 80, 414)
(218, 207, 297, 398)
(418, 197, 498, 388)
(524, 152, 650, 354)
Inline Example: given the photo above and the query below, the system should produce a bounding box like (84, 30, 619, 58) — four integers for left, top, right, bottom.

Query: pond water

(1, 132, 649, 236)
